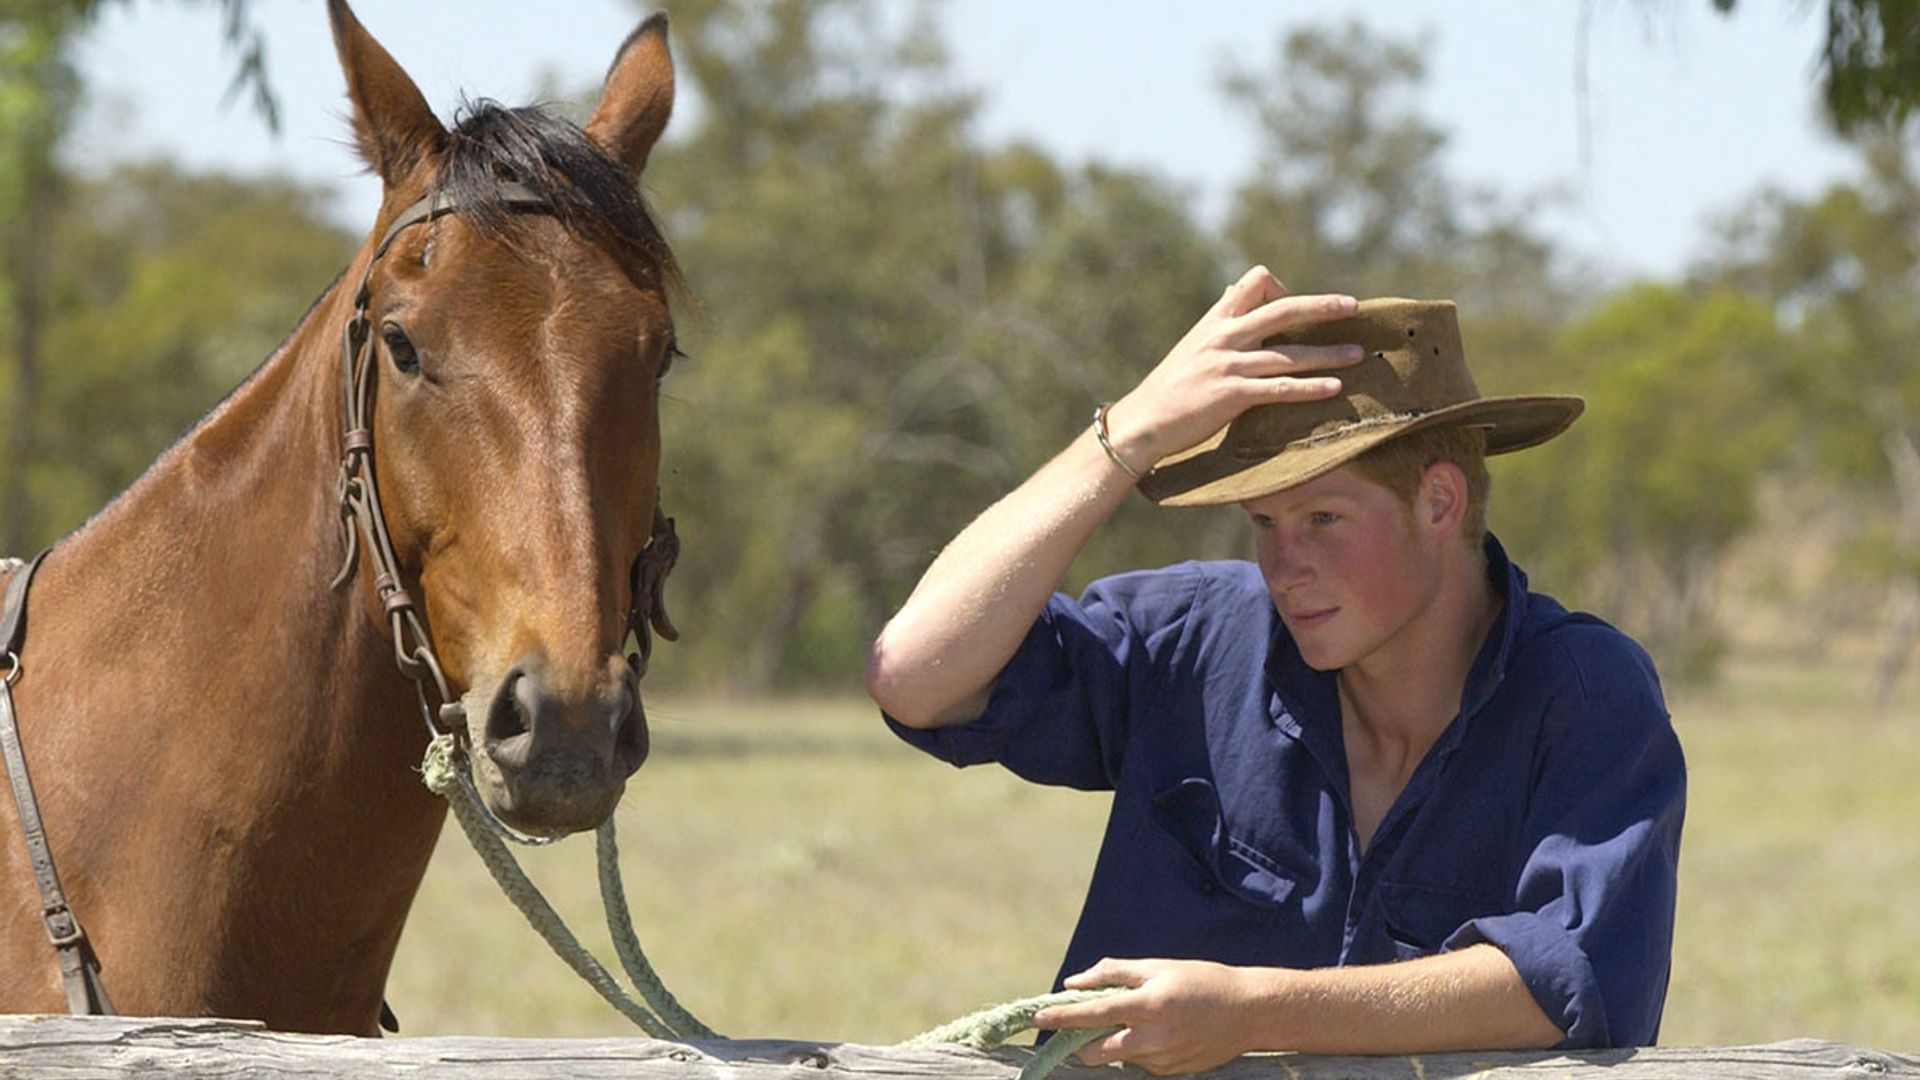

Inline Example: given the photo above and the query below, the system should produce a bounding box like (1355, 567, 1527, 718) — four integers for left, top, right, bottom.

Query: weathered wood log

(0, 1015, 1913, 1079)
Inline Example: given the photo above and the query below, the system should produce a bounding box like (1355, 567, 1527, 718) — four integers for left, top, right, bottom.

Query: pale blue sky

(73, 0, 1859, 281)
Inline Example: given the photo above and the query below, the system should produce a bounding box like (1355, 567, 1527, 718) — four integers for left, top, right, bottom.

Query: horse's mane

(438, 98, 683, 296)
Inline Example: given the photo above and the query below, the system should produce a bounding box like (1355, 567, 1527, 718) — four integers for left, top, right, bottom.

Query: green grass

(386, 670, 1920, 1051)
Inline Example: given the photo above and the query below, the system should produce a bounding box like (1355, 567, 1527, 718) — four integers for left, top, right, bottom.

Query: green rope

(596, 821, 720, 1038)
(903, 987, 1127, 1079)
(419, 734, 720, 1040)
(421, 733, 1113, 1080)
(1016, 1024, 1121, 1080)
(903, 988, 1123, 1049)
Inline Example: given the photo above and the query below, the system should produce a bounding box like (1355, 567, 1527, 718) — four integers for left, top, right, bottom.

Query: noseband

(330, 181, 681, 750)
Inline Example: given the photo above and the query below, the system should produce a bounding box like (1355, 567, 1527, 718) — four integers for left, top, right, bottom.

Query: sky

(71, 0, 1863, 282)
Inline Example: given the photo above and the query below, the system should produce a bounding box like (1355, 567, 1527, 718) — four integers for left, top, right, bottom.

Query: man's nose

(1262, 531, 1314, 590)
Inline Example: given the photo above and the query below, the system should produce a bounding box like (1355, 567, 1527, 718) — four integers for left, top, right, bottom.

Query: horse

(0, 0, 685, 1034)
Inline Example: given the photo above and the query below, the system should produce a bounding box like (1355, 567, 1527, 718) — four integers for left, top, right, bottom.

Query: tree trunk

(1874, 422, 1920, 708)
(2, 149, 53, 556)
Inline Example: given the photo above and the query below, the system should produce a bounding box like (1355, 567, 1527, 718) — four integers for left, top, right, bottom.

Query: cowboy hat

(1136, 298, 1583, 507)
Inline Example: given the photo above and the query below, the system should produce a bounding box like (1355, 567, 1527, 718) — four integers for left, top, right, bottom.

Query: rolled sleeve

(884, 566, 1206, 790)
(1446, 643, 1686, 1048)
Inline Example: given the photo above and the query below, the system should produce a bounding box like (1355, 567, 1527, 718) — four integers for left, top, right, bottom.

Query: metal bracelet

(1091, 401, 1143, 482)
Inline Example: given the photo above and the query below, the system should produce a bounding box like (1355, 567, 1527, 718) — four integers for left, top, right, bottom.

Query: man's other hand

(1033, 957, 1261, 1076)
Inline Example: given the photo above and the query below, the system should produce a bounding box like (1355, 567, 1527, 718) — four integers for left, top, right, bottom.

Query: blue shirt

(887, 536, 1685, 1049)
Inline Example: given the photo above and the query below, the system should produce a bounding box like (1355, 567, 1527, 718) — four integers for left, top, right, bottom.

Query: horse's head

(328, 1, 681, 837)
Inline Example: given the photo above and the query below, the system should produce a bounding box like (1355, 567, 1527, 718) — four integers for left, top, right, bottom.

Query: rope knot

(419, 732, 463, 798)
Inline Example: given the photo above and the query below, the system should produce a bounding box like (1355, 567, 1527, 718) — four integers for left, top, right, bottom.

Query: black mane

(437, 99, 680, 289)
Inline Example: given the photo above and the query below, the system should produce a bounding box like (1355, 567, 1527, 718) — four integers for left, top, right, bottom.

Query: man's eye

(1308, 511, 1339, 527)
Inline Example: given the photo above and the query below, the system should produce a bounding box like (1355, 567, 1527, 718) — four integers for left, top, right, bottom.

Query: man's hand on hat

(1101, 266, 1364, 479)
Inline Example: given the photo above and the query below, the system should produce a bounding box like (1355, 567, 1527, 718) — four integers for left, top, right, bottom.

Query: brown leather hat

(1137, 298, 1584, 507)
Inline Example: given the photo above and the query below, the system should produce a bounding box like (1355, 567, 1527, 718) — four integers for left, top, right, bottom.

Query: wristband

(1092, 402, 1144, 482)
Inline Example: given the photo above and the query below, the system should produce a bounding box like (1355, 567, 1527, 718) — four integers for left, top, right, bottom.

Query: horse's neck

(13, 284, 446, 1029)
(50, 285, 394, 728)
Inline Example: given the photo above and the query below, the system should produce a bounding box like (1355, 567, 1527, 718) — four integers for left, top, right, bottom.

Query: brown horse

(0, 0, 684, 1033)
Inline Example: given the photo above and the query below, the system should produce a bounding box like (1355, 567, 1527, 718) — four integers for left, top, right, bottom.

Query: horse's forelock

(436, 98, 682, 295)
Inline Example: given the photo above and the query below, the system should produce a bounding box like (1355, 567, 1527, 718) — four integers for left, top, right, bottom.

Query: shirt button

(1200, 880, 1218, 895)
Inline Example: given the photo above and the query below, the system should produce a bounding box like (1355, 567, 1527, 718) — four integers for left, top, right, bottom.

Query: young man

(866, 268, 1686, 1075)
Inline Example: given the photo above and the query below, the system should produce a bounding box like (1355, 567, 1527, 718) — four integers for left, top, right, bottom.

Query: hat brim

(1139, 395, 1585, 507)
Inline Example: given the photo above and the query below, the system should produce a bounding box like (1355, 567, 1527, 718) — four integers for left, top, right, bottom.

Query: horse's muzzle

(468, 657, 648, 836)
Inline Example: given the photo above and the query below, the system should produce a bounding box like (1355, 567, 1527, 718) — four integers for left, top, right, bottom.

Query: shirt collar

(1460, 532, 1526, 719)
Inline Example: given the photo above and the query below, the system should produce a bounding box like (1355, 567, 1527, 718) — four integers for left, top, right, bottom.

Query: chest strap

(1, 549, 114, 1016)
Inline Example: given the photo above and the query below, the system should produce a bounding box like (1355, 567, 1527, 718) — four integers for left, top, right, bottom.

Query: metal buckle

(2, 651, 19, 687)
(43, 902, 83, 949)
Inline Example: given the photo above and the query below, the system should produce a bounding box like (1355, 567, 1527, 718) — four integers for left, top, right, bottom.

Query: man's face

(1242, 465, 1444, 673)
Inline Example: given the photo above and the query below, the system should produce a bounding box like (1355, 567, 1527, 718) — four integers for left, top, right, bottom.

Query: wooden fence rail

(1, 1015, 1914, 1079)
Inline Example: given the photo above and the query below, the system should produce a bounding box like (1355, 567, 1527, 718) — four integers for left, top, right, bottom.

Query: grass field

(385, 660, 1920, 1051)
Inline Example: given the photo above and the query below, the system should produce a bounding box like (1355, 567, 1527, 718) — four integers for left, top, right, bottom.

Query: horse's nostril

(486, 669, 533, 746)
(614, 698, 649, 777)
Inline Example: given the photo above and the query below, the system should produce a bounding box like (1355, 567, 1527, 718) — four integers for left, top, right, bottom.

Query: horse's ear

(586, 13, 675, 176)
(327, 0, 446, 188)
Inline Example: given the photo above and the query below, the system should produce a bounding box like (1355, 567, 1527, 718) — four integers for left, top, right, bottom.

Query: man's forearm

(1242, 944, 1562, 1054)
(865, 425, 1138, 729)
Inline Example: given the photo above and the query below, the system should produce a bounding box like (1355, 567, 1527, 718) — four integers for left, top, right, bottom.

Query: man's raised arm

(865, 268, 1361, 729)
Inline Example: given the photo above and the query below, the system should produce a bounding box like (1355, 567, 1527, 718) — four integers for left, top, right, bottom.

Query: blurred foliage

(0, 0, 278, 553)
(1712, 0, 1920, 134)
(25, 163, 351, 534)
(1493, 286, 1797, 682)
(1700, 132, 1920, 699)
(0, 158, 351, 540)
(0, 0, 276, 127)
(4, 2, 1919, 692)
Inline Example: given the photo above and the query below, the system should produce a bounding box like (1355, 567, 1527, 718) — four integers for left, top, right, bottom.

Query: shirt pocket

(1374, 879, 1506, 961)
(1148, 777, 1308, 908)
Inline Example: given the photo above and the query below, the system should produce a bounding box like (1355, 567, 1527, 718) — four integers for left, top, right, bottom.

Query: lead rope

(420, 723, 1116, 1079)
(419, 733, 718, 1040)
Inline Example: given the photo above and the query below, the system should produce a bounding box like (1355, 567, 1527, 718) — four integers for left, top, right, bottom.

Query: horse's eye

(660, 341, 686, 382)
(383, 324, 420, 375)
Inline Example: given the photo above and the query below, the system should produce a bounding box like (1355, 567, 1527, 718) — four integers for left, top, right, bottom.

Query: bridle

(329, 180, 682, 841)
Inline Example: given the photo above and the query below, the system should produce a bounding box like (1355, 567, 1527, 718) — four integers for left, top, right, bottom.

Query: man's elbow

(865, 631, 987, 730)
(864, 634, 932, 729)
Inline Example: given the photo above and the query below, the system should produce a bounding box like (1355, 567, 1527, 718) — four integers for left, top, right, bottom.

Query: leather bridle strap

(0, 549, 115, 1016)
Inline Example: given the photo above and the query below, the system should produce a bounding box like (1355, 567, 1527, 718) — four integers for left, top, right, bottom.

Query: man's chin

(1293, 636, 1358, 672)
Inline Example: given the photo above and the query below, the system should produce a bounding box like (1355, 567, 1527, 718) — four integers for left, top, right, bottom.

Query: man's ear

(1417, 461, 1470, 538)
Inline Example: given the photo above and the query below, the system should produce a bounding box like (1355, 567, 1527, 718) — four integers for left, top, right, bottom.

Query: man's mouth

(1288, 606, 1339, 631)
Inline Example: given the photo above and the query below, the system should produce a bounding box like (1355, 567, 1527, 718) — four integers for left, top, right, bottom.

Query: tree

(1492, 285, 1797, 682)
(1705, 132, 1920, 701)
(23, 162, 352, 537)
(1711, 0, 1920, 133)
(0, 5, 84, 553)
(633, 0, 1233, 689)
(1219, 21, 1581, 321)
(0, 0, 277, 551)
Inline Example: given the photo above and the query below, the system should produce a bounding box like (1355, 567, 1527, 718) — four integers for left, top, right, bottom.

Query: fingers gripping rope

(904, 988, 1128, 1080)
